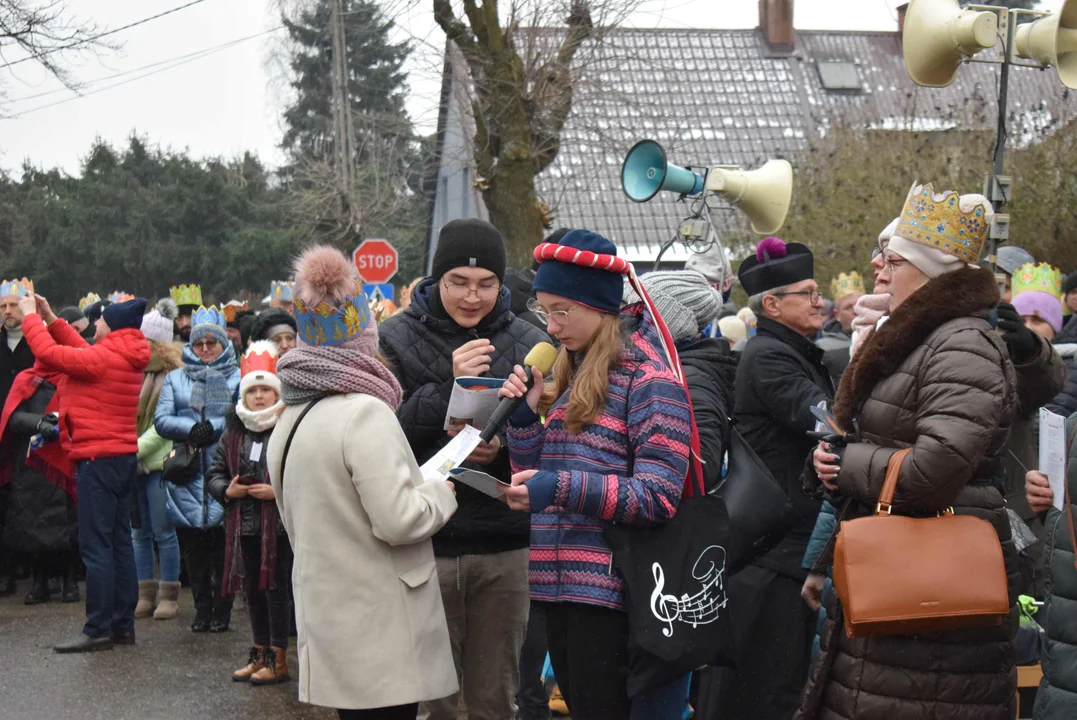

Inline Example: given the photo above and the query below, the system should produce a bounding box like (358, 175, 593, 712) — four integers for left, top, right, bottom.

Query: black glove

(35, 418, 59, 443)
(996, 301, 1038, 364)
(188, 420, 214, 448)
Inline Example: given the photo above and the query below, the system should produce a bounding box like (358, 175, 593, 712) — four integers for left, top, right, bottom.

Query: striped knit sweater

(506, 304, 692, 610)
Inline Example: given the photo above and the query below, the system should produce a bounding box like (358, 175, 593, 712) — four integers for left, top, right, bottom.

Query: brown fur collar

(146, 340, 183, 374)
(833, 266, 999, 431)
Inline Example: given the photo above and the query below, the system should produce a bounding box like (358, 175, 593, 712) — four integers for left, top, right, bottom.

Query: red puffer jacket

(23, 315, 150, 461)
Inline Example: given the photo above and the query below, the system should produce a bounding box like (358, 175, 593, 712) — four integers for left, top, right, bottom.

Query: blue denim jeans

(77, 456, 139, 639)
(131, 471, 180, 582)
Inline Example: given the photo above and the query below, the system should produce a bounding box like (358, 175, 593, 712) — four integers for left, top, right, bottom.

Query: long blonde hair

(539, 313, 625, 434)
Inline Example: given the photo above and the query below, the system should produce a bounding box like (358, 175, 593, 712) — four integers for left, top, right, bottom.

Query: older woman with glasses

(799, 184, 1020, 720)
(155, 306, 241, 633)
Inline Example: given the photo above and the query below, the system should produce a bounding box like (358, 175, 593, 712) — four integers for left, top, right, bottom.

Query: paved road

(0, 589, 335, 720)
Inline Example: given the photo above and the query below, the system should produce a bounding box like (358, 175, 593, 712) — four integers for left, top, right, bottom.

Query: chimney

(760, 0, 795, 54)
(897, 3, 909, 34)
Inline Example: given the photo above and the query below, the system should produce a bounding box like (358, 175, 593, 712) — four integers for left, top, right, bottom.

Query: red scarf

(0, 362, 75, 500)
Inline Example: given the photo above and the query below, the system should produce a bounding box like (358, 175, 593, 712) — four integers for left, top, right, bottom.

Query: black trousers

(517, 601, 552, 720)
(543, 601, 632, 720)
(240, 534, 292, 649)
(336, 705, 417, 720)
(176, 526, 232, 622)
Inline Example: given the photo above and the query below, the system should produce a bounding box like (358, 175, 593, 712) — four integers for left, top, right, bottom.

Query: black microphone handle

(479, 372, 537, 444)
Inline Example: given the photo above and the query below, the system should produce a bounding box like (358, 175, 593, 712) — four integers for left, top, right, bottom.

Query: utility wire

(5, 27, 284, 118)
(0, 0, 213, 70)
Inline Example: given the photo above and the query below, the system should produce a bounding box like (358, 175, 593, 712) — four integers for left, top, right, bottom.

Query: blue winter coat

(802, 500, 837, 663)
(154, 346, 240, 529)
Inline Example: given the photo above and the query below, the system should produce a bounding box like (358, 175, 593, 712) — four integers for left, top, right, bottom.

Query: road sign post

(352, 239, 398, 285)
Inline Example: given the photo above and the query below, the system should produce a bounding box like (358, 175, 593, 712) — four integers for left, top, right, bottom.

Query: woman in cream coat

(268, 245, 458, 720)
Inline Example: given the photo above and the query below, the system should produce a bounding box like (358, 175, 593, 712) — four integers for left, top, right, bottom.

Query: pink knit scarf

(276, 345, 402, 410)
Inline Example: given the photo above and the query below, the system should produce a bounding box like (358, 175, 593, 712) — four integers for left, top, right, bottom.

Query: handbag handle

(874, 447, 913, 516)
(278, 397, 324, 493)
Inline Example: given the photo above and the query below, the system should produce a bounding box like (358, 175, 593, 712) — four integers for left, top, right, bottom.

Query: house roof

(523, 27, 1077, 263)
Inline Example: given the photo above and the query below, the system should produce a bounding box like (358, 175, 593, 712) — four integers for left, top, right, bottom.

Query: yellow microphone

(479, 342, 558, 443)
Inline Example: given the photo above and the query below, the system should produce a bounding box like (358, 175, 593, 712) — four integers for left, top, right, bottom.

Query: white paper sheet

(1039, 407, 1067, 512)
(448, 467, 510, 499)
(420, 424, 482, 484)
(443, 377, 505, 431)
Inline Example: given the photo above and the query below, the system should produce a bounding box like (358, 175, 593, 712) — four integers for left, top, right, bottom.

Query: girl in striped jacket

(499, 229, 693, 720)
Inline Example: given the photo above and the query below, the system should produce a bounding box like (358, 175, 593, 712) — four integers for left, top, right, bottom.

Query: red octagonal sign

(352, 238, 398, 284)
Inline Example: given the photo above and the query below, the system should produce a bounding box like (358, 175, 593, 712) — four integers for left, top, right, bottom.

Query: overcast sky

(0, 0, 1058, 175)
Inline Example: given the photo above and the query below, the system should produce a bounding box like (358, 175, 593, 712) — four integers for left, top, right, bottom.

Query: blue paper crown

(294, 294, 371, 346)
(270, 281, 294, 302)
(191, 305, 227, 329)
(0, 278, 33, 299)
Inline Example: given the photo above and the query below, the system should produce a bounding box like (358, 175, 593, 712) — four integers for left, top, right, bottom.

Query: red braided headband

(533, 242, 631, 275)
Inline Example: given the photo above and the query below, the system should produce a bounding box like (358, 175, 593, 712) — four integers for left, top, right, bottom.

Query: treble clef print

(650, 563, 681, 637)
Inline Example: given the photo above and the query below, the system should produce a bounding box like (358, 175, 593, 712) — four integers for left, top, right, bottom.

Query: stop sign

(352, 239, 398, 284)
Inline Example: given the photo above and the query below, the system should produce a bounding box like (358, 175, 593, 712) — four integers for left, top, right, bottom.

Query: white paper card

(250, 442, 263, 463)
(420, 424, 482, 484)
(1039, 407, 1067, 512)
(449, 467, 510, 499)
(444, 377, 505, 431)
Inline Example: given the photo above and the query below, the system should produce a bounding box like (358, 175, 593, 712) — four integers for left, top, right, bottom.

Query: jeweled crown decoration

(108, 291, 134, 303)
(170, 284, 203, 307)
(222, 300, 249, 323)
(78, 292, 101, 311)
(240, 341, 278, 377)
(191, 305, 226, 329)
(270, 281, 294, 302)
(830, 272, 865, 300)
(0, 278, 34, 299)
(1012, 262, 1062, 300)
(294, 293, 371, 347)
(895, 183, 990, 264)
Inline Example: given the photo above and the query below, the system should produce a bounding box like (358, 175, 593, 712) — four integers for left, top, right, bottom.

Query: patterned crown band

(830, 272, 865, 299)
(1012, 262, 1062, 300)
(170, 284, 203, 307)
(0, 278, 34, 299)
(192, 305, 227, 329)
(270, 281, 294, 302)
(895, 183, 990, 264)
(78, 292, 101, 311)
(294, 294, 372, 347)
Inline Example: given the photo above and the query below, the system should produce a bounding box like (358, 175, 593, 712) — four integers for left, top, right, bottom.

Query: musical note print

(649, 545, 728, 638)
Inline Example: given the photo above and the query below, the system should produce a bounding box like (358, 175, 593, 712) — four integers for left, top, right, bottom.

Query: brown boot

(134, 580, 157, 619)
(153, 581, 181, 620)
(232, 645, 266, 682)
(250, 647, 290, 685)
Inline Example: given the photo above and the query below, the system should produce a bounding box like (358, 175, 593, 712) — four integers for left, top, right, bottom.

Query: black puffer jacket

(205, 411, 275, 536)
(379, 278, 550, 556)
(1035, 413, 1077, 719)
(1046, 347, 1077, 418)
(678, 337, 737, 492)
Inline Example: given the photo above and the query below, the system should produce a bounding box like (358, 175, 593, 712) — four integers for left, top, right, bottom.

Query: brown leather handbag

(832, 447, 1010, 638)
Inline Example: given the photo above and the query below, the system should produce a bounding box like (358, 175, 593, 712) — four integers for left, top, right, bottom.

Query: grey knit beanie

(623, 270, 721, 341)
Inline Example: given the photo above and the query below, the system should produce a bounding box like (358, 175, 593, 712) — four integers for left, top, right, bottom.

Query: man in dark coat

(0, 279, 37, 597)
(379, 218, 549, 720)
(700, 238, 834, 720)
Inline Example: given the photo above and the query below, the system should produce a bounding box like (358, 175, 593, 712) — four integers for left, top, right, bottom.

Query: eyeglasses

(772, 290, 822, 304)
(527, 298, 577, 325)
(192, 340, 220, 351)
(442, 280, 500, 300)
(882, 254, 909, 273)
(871, 247, 883, 260)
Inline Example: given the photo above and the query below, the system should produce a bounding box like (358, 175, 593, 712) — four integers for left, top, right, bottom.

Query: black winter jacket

(1046, 349, 1077, 419)
(0, 329, 34, 409)
(677, 337, 737, 492)
(379, 278, 550, 556)
(733, 316, 834, 580)
(205, 411, 275, 537)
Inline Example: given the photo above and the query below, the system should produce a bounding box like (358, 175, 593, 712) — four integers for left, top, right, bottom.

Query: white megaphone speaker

(705, 159, 793, 235)
(903, 0, 998, 87)
(1014, 0, 1077, 90)
(621, 140, 705, 202)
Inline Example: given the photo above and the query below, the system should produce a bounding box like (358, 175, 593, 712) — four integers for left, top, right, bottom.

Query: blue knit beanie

(532, 229, 623, 314)
(102, 298, 147, 332)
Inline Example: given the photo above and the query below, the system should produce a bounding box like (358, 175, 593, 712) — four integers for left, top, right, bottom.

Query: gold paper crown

(170, 284, 203, 307)
(895, 183, 990, 264)
(0, 278, 34, 299)
(1012, 262, 1062, 300)
(78, 292, 101, 311)
(830, 272, 865, 300)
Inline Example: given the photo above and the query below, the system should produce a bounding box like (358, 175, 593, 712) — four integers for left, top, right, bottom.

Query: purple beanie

(1013, 290, 1063, 334)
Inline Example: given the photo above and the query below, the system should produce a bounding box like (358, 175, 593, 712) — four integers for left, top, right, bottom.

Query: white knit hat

(623, 270, 722, 341)
(141, 298, 178, 344)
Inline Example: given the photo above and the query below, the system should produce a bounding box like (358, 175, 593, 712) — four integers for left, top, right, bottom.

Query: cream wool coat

(268, 393, 458, 710)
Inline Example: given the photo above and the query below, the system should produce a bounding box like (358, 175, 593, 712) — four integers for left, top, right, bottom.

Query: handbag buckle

(875, 501, 892, 515)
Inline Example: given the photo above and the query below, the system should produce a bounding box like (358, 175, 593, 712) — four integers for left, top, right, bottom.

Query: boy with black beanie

(379, 218, 549, 720)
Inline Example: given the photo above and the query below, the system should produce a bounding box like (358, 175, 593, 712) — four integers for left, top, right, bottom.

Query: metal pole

(987, 13, 1014, 276)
